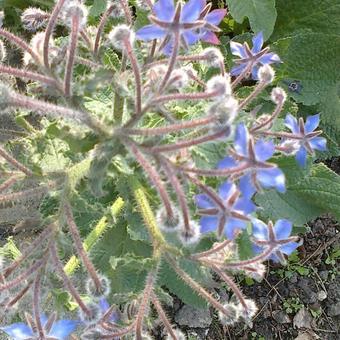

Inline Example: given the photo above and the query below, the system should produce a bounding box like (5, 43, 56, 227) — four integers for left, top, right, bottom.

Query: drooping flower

(230, 32, 281, 79)
(195, 181, 255, 239)
(136, 0, 226, 54)
(283, 113, 327, 167)
(251, 219, 302, 264)
(218, 123, 285, 197)
(0, 313, 79, 340)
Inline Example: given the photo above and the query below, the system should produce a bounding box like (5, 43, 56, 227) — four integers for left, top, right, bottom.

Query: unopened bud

(108, 2, 124, 18)
(78, 302, 102, 325)
(206, 75, 231, 98)
(201, 47, 224, 68)
(156, 206, 182, 233)
(258, 64, 275, 84)
(0, 40, 6, 61)
(21, 7, 49, 32)
(109, 24, 135, 50)
(85, 274, 111, 299)
(168, 69, 189, 89)
(178, 221, 201, 246)
(243, 263, 266, 282)
(0, 82, 11, 111)
(63, 1, 88, 29)
(237, 299, 258, 320)
(218, 303, 240, 326)
(136, 0, 154, 10)
(271, 87, 287, 104)
(166, 329, 186, 340)
(24, 32, 56, 65)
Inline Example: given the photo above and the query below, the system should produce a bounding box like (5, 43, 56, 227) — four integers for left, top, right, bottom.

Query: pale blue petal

(252, 32, 263, 53)
(99, 298, 110, 313)
(230, 41, 247, 58)
(230, 63, 247, 76)
(163, 40, 173, 55)
(224, 218, 246, 239)
(269, 251, 281, 263)
(200, 31, 220, 44)
(234, 197, 256, 214)
(182, 30, 199, 45)
(280, 242, 301, 255)
(205, 9, 227, 25)
(195, 194, 214, 209)
(258, 52, 281, 64)
(218, 181, 234, 200)
(234, 123, 249, 156)
(200, 216, 218, 233)
(255, 140, 275, 162)
(295, 146, 307, 167)
(239, 174, 256, 199)
(274, 219, 292, 240)
(217, 156, 237, 169)
(153, 0, 175, 21)
(309, 137, 327, 151)
(284, 114, 299, 134)
(181, 0, 205, 22)
(305, 114, 320, 133)
(257, 168, 286, 193)
(136, 25, 166, 41)
(49, 320, 79, 340)
(251, 219, 268, 241)
(251, 64, 260, 80)
(0, 323, 33, 339)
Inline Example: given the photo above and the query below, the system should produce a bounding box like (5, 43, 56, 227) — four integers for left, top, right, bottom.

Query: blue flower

(136, 0, 226, 54)
(0, 314, 79, 340)
(218, 123, 285, 197)
(230, 32, 281, 79)
(283, 113, 327, 167)
(195, 181, 255, 239)
(98, 298, 119, 323)
(251, 219, 302, 264)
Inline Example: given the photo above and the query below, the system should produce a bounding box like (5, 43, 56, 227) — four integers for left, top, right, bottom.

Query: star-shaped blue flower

(218, 123, 285, 197)
(0, 314, 79, 340)
(230, 32, 281, 79)
(195, 181, 255, 239)
(284, 113, 327, 167)
(251, 219, 302, 264)
(136, 0, 226, 54)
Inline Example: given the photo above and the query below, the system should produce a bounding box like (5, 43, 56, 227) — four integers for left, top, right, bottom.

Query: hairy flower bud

(0, 39, 6, 61)
(109, 24, 135, 50)
(108, 1, 125, 18)
(178, 221, 201, 246)
(136, 0, 154, 10)
(271, 87, 287, 104)
(237, 299, 258, 321)
(166, 329, 186, 340)
(0, 82, 11, 111)
(168, 69, 189, 89)
(62, 1, 88, 29)
(21, 7, 49, 32)
(201, 47, 224, 68)
(206, 75, 231, 98)
(258, 64, 275, 84)
(24, 32, 56, 65)
(156, 206, 182, 232)
(85, 274, 111, 299)
(78, 302, 102, 325)
(218, 303, 240, 326)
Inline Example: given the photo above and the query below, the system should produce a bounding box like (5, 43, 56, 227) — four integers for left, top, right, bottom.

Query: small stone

(293, 308, 313, 329)
(317, 291, 327, 301)
(294, 331, 320, 340)
(327, 301, 340, 316)
(175, 305, 212, 328)
(318, 270, 328, 281)
(290, 273, 298, 284)
(272, 310, 291, 324)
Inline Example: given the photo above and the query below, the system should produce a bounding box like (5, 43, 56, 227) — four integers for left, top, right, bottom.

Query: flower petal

(295, 146, 307, 167)
(309, 137, 327, 151)
(284, 114, 299, 134)
(99, 298, 110, 313)
(280, 241, 301, 255)
(182, 30, 199, 45)
(217, 156, 237, 169)
(252, 32, 264, 53)
(234, 123, 249, 156)
(251, 64, 260, 80)
(239, 174, 256, 199)
(274, 219, 292, 240)
(153, 0, 175, 21)
(0, 323, 33, 339)
(230, 41, 247, 58)
(234, 197, 256, 214)
(305, 114, 320, 133)
(257, 167, 286, 193)
(255, 140, 275, 162)
(218, 181, 235, 200)
(200, 30, 220, 44)
(205, 9, 227, 25)
(258, 52, 281, 64)
(230, 63, 247, 76)
(224, 218, 246, 239)
(181, 0, 205, 22)
(251, 219, 268, 241)
(200, 216, 218, 233)
(195, 194, 214, 209)
(136, 25, 166, 41)
(49, 320, 79, 340)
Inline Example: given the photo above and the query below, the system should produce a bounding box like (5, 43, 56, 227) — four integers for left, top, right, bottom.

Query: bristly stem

(44, 0, 67, 69)
(33, 269, 45, 339)
(5, 281, 33, 309)
(231, 62, 253, 88)
(113, 55, 127, 124)
(0, 176, 18, 193)
(0, 146, 33, 176)
(64, 202, 103, 293)
(191, 239, 232, 259)
(119, 0, 133, 25)
(64, 11, 80, 97)
(239, 80, 267, 110)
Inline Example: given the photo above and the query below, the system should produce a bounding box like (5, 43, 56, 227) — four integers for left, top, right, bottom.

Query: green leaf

(89, 0, 107, 17)
(226, 0, 277, 40)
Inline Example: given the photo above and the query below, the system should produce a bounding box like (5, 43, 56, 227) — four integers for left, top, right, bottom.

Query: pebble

(272, 310, 291, 324)
(175, 305, 212, 328)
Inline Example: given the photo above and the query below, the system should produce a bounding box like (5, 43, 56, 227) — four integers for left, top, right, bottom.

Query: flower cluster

(0, 0, 328, 338)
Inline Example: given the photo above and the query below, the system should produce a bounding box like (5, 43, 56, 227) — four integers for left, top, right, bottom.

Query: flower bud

(21, 7, 49, 32)
(168, 69, 189, 89)
(258, 64, 275, 84)
(0, 82, 11, 111)
(201, 47, 224, 68)
(166, 329, 186, 340)
(178, 221, 201, 246)
(271, 87, 287, 104)
(0, 39, 6, 61)
(243, 263, 266, 282)
(78, 302, 102, 325)
(136, 0, 154, 10)
(85, 274, 111, 299)
(156, 206, 182, 233)
(108, 1, 124, 18)
(109, 24, 135, 50)
(237, 298, 258, 321)
(24, 32, 56, 65)
(206, 75, 231, 98)
(218, 303, 240, 326)
(62, 1, 88, 29)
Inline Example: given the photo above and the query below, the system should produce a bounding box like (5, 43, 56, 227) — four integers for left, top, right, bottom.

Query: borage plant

(0, 0, 327, 339)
